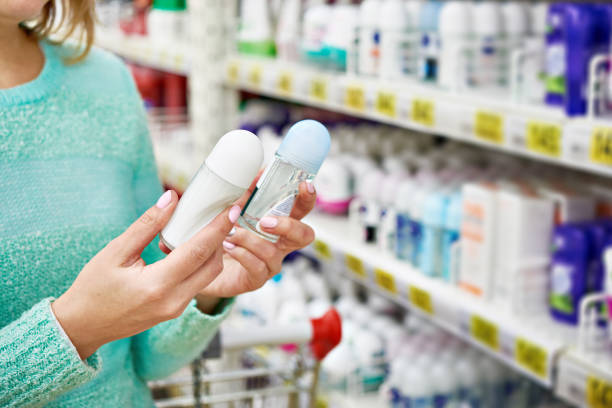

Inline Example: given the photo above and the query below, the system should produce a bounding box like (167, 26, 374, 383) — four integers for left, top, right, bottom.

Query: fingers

(223, 244, 273, 292)
(154, 204, 241, 282)
(113, 190, 178, 266)
(233, 168, 263, 207)
(179, 247, 225, 298)
(289, 182, 316, 220)
(257, 216, 315, 249)
(224, 227, 280, 271)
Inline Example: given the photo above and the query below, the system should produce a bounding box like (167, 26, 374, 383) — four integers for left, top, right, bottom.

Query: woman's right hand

(52, 190, 240, 360)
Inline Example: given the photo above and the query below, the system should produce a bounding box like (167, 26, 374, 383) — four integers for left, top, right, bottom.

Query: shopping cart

(149, 308, 342, 408)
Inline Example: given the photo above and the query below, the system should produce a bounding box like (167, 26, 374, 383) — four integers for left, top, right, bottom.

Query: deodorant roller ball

(239, 119, 331, 242)
(161, 129, 264, 250)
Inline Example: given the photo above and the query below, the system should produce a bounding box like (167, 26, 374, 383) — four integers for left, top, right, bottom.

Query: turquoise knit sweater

(0, 41, 232, 407)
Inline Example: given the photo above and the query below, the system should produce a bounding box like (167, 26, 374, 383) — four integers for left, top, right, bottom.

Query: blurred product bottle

(147, 0, 187, 43)
(520, 2, 548, 104)
(130, 64, 164, 108)
(302, 0, 332, 67)
(442, 192, 462, 283)
(162, 73, 187, 114)
(315, 140, 354, 215)
(438, 1, 474, 91)
(379, 172, 407, 255)
(237, 0, 276, 57)
(395, 179, 416, 262)
(321, 0, 359, 72)
(417, 0, 443, 82)
(276, 0, 301, 61)
(358, 0, 382, 76)
(379, 0, 415, 80)
(473, 1, 506, 91)
(420, 190, 449, 278)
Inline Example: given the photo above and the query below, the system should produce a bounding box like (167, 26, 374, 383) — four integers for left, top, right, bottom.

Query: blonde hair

(29, 0, 96, 63)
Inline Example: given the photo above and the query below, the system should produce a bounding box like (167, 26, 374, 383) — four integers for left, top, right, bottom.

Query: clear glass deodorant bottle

(161, 130, 263, 250)
(239, 119, 331, 242)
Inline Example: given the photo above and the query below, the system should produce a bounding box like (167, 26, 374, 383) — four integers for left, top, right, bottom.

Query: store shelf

(302, 212, 574, 387)
(95, 28, 191, 75)
(556, 350, 612, 408)
(224, 56, 612, 178)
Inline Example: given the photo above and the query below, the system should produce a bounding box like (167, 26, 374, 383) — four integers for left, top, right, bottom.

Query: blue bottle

(418, 0, 444, 82)
(545, 3, 612, 116)
(442, 192, 462, 283)
(395, 180, 416, 263)
(583, 222, 608, 294)
(420, 192, 449, 278)
(549, 224, 591, 325)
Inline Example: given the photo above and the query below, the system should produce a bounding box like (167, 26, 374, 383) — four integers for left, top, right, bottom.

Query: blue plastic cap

(276, 120, 331, 175)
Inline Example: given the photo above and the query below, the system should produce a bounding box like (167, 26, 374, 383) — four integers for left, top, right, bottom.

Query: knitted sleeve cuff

(0, 298, 102, 407)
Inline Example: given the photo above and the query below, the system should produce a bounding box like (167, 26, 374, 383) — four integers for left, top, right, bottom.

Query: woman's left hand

(198, 181, 316, 299)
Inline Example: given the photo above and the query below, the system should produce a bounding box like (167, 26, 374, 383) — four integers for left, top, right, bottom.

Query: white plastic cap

(439, 1, 472, 35)
(502, 2, 528, 36)
(206, 129, 264, 189)
(474, 2, 503, 36)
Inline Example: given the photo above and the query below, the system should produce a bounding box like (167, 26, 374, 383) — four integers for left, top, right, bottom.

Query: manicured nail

(259, 216, 278, 228)
(306, 182, 315, 194)
(229, 205, 241, 223)
(223, 240, 235, 250)
(156, 191, 172, 209)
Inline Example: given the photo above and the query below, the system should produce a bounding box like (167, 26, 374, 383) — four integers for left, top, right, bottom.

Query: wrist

(51, 294, 101, 360)
(194, 294, 221, 314)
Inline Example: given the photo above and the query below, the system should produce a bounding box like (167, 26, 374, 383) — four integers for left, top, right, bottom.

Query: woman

(0, 1, 316, 406)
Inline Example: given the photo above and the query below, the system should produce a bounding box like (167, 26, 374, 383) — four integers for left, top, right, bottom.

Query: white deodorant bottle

(161, 130, 264, 250)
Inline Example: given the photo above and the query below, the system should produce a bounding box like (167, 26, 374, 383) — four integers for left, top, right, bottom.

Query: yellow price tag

(409, 285, 434, 315)
(526, 122, 562, 158)
(313, 240, 332, 260)
(310, 77, 327, 102)
(174, 54, 184, 70)
(277, 71, 292, 94)
(587, 376, 612, 408)
(345, 254, 365, 279)
(345, 84, 365, 111)
(227, 61, 239, 83)
(471, 315, 499, 351)
(374, 268, 397, 295)
(590, 127, 612, 166)
(515, 338, 548, 379)
(475, 111, 504, 144)
(248, 65, 262, 87)
(412, 99, 435, 127)
(375, 91, 397, 118)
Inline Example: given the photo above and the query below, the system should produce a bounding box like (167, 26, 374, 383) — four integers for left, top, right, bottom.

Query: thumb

(112, 190, 178, 266)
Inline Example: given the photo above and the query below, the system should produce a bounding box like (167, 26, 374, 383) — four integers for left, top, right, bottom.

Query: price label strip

(409, 285, 434, 315)
(310, 77, 328, 102)
(345, 254, 366, 279)
(586, 376, 612, 408)
(590, 127, 612, 166)
(470, 315, 499, 351)
(227, 61, 239, 83)
(313, 240, 332, 260)
(345, 84, 365, 112)
(248, 64, 262, 88)
(376, 91, 397, 118)
(526, 121, 562, 158)
(374, 268, 397, 295)
(515, 338, 548, 379)
(475, 111, 504, 145)
(277, 71, 293, 94)
(412, 99, 435, 127)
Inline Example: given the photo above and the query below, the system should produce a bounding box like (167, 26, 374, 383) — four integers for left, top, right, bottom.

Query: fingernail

(229, 205, 241, 223)
(156, 191, 172, 209)
(259, 216, 278, 228)
(228, 227, 237, 237)
(306, 182, 315, 194)
(223, 240, 235, 250)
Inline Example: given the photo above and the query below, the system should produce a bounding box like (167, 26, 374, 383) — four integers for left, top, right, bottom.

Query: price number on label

(470, 315, 499, 351)
(313, 240, 332, 260)
(277, 71, 292, 94)
(248, 65, 262, 87)
(345, 85, 365, 111)
(310, 77, 327, 102)
(475, 111, 504, 144)
(376, 91, 397, 118)
(590, 127, 612, 166)
(409, 285, 434, 315)
(374, 268, 397, 295)
(227, 61, 239, 83)
(587, 376, 612, 408)
(526, 122, 562, 158)
(345, 254, 366, 279)
(515, 338, 548, 379)
(412, 99, 435, 127)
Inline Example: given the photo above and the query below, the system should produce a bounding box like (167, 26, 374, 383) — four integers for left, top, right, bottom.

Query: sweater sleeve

(123, 67, 234, 381)
(0, 298, 102, 407)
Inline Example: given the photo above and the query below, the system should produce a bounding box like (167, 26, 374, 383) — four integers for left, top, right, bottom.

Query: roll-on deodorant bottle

(239, 120, 331, 242)
(161, 130, 263, 250)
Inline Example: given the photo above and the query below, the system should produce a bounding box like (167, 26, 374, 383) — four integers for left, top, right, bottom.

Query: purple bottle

(549, 224, 590, 325)
(545, 3, 612, 116)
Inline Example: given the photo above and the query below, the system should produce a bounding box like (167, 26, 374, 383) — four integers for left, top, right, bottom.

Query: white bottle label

(267, 194, 296, 217)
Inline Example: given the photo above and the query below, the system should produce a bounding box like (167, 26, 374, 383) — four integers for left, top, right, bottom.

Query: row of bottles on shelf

(238, 100, 612, 332)
(97, 0, 187, 44)
(239, 0, 612, 116)
(233, 254, 571, 407)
